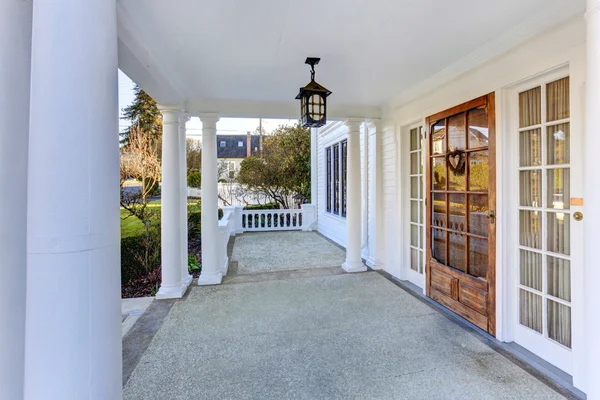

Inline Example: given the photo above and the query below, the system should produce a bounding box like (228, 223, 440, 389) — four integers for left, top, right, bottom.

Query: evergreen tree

(120, 85, 162, 146)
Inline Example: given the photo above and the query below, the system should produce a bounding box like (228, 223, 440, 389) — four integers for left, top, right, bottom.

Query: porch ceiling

(117, 0, 584, 118)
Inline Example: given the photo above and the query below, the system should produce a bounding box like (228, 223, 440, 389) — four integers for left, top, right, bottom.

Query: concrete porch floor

(123, 232, 573, 399)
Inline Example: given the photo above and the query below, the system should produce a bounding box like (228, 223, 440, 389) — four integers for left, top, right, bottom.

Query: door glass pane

(547, 168, 570, 210)
(432, 193, 446, 228)
(410, 152, 420, 174)
(519, 87, 541, 128)
(448, 154, 466, 191)
(519, 129, 542, 167)
(547, 212, 570, 255)
(432, 228, 446, 265)
(410, 201, 419, 223)
(468, 151, 489, 191)
(432, 120, 446, 155)
(468, 194, 488, 237)
(547, 300, 571, 348)
(520, 289, 542, 333)
(410, 128, 420, 151)
(419, 201, 424, 224)
(520, 210, 541, 249)
(448, 194, 466, 232)
(519, 170, 542, 207)
(548, 256, 571, 302)
(411, 177, 419, 198)
(520, 250, 542, 291)
(547, 123, 570, 165)
(468, 108, 489, 148)
(448, 113, 466, 151)
(547, 77, 570, 122)
(468, 237, 488, 278)
(449, 233, 466, 272)
(411, 225, 419, 247)
(410, 248, 420, 271)
(432, 157, 446, 190)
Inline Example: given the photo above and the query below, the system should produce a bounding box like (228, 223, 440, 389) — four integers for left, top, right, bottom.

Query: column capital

(366, 119, 381, 133)
(198, 112, 220, 123)
(158, 105, 182, 125)
(345, 118, 363, 133)
(587, 0, 600, 19)
(178, 113, 190, 125)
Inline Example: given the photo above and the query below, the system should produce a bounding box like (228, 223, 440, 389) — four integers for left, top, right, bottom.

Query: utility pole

(259, 117, 263, 156)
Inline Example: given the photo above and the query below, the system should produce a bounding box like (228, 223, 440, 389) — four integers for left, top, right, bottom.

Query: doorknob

(487, 210, 496, 224)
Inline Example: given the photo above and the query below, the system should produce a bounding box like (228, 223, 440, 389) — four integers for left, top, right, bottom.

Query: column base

(342, 261, 367, 273)
(220, 257, 230, 276)
(182, 273, 193, 287)
(197, 271, 223, 286)
(156, 283, 187, 299)
(366, 258, 384, 270)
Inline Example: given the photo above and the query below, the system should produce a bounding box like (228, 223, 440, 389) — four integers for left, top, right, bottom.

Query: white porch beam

(0, 1, 31, 399)
(198, 113, 223, 285)
(157, 107, 187, 299)
(25, 0, 121, 398)
(179, 114, 192, 287)
(584, 0, 600, 396)
(342, 119, 367, 273)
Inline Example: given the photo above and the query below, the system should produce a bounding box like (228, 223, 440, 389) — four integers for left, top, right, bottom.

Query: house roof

(217, 135, 261, 159)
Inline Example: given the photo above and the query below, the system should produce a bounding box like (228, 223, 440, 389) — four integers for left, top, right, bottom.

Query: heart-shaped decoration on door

(446, 149, 466, 175)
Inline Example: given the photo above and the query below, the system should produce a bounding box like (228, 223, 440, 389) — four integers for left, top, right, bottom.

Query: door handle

(487, 210, 496, 224)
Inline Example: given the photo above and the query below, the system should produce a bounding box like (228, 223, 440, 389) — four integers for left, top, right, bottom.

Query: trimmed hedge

(244, 202, 279, 210)
(121, 234, 157, 284)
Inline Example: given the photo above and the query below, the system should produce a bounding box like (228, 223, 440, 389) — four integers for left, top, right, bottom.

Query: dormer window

(238, 141, 243, 147)
(220, 141, 226, 147)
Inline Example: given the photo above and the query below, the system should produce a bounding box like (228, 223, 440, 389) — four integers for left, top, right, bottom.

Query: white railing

(217, 208, 236, 276)
(224, 204, 317, 233)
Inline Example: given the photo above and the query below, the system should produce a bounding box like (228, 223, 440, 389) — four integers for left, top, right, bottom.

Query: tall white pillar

(25, 0, 121, 398)
(198, 114, 222, 285)
(157, 107, 186, 299)
(310, 127, 318, 205)
(343, 119, 367, 273)
(179, 114, 192, 286)
(584, 0, 600, 397)
(368, 120, 385, 269)
(0, 1, 32, 399)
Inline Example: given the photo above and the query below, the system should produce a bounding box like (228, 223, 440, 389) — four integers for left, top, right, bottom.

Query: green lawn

(120, 201, 201, 238)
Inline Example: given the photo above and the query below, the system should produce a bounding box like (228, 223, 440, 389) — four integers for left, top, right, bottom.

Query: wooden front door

(426, 93, 496, 335)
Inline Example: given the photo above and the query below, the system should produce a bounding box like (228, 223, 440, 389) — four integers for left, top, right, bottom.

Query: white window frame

(325, 140, 347, 219)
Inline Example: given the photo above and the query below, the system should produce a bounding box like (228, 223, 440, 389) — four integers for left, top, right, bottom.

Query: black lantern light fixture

(295, 57, 332, 128)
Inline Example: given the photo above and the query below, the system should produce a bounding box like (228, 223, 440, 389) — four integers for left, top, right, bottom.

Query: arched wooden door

(425, 93, 496, 335)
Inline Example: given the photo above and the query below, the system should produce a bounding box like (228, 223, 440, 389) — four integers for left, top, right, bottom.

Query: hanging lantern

(295, 57, 332, 128)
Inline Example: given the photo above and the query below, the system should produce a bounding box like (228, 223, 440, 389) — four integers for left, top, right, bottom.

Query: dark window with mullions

(325, 140, 347, 218)
(333, 143, 340, 214)
(326, 147, 332, 212)
(341, 140, 347, 217)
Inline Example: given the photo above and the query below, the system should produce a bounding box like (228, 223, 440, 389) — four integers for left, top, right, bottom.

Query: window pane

(449, 233, 466, 272)
(341, 141, 347, 217)
(333, 144, 339, 214)
(547, 212, 570, 255)
(548, 300, 571, 348)
(448, 153, 466, 191)
(519, 170, 542, 207)
(448, 194, 466, 232)
(468, 236, 488, 278)
(326, 147, 332, 212)
(547, 123, 570, 165)
(432, 229, 446, 265)
(411, 225, 419, 247)
(448, 113, 466, 151)
(547, 168, 570, 210)
(410, 201, 419, 223)
(520, 210, 541, 249)
(520, 289, 542, 333)
(548, 256, 571, 302)
(432, 157, 446, 190)
(468, 108, 489, 149)
(410, 248, 420, 271)
(468, 151, 488, 191)
(410, 152, 420, 174)
(519, 129, 542, 167)
(519, 87, 541, 128)
(520, 250, 542, 291)
(432, 193, 446, 228)
(547, 77, 570, 122)
(411, 177, 419, 199)
(468, 194, 488, 237)
(419, 201, 424, 224)
(410, 128, 419, 151)
(432, 120, 446, 155)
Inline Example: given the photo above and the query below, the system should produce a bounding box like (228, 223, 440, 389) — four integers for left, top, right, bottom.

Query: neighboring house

(217, 133, 261, 180)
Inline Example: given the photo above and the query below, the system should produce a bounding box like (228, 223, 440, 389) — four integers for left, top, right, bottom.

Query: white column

(343, 119, 367, 273)
(25, 0, 121, 398)
(584, 0, 600, 397)
(198, 114, 222, 285)
(310, 127, 318, 206)
(368, 120, 385, 269)
(157, 108, 186, 299)
(179, 114, 192, 287)
(0, 1, 31, 399)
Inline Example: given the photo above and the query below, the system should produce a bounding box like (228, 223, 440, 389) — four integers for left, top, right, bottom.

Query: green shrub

(121, 225, 161, 284)
(188, 255, 201, 273)
(244, 202, 279, 210)
(187, 170, 202, 188)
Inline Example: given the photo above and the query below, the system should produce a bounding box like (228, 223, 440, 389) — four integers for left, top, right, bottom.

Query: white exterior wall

(380, 15, 587, 390)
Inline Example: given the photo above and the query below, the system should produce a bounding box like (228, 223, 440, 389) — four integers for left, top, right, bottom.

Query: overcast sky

(118, 70, 297, 140)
